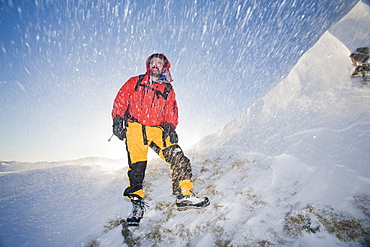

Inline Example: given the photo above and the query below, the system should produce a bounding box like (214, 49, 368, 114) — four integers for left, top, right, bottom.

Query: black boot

(127, 196, 147, 226)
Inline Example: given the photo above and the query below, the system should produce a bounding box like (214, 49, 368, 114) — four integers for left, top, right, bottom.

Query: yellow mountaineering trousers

(126, 122, 169, 163)
(124, 122, 193, 199)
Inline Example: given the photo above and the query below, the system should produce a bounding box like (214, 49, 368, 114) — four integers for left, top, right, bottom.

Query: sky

(0, 0, 362, 162)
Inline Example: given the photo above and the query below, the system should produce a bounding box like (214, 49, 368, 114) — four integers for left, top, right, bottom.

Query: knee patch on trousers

(162, 145, 192, 182)
(162, 145, 187, 164)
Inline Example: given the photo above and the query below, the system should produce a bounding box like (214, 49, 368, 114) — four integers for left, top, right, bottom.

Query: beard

(151, 68, 162, 77)
(152, 72, 162, 77)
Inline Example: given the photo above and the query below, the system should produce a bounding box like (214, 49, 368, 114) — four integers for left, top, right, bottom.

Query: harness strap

(125, 111, 138, 123)
(134, 74, 145, 91)
(134, 74, 173, 100)
(141, 124, 148, 145)
(136, 83, 172, 100)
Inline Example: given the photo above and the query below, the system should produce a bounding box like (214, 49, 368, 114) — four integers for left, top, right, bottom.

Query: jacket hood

(145, 53, 173, 82)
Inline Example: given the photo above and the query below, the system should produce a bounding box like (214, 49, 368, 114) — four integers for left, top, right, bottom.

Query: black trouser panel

(123, 161, 147, 198)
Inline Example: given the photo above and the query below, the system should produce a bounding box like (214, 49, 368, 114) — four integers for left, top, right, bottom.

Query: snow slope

(0, 158, 129, 246)
(1, 1, 370, 247)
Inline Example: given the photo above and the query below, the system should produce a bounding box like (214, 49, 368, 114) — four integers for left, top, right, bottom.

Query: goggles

(149, 61, 164, 67)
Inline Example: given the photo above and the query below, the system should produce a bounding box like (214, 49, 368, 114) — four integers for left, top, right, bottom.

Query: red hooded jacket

(112, 54, 178, 128)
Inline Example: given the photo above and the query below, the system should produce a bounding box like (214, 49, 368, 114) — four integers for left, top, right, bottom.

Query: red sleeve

(165, 89, 179, 128)
(111, 77, 136, 118)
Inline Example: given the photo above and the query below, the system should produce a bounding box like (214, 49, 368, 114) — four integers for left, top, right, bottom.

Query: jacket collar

(149, 75, 169, 85)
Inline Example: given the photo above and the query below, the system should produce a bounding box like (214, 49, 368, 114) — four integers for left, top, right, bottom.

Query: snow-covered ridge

(193, 28, 370, 172)
(0, 156, 125, 174)
(192, 1, 370, 165)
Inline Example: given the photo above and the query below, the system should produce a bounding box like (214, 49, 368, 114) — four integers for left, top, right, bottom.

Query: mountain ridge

(190, 2, 370, 168)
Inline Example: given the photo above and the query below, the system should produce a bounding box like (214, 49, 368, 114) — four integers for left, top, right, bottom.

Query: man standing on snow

(111, 53, 209, 226)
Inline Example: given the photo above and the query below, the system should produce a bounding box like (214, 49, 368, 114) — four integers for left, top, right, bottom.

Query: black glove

(112, 115, 126, 141)
(162, 123, 178, 143)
